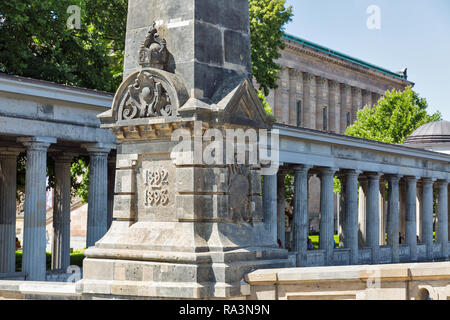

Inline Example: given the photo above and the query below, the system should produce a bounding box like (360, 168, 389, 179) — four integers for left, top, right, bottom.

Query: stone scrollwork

(120, 71, 174, 120)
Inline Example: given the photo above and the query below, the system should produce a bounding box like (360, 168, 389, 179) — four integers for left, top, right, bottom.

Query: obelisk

(79, 0, 290, 299)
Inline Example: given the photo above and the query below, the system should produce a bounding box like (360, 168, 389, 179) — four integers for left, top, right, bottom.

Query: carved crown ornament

(139, 22, 169, 70)
(102, 23, 189, 126)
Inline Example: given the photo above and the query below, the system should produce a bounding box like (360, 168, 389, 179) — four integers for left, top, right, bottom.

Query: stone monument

(78, 0, 290, 299)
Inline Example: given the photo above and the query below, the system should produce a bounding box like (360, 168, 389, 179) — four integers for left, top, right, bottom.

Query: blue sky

(283, 0, 450, 120)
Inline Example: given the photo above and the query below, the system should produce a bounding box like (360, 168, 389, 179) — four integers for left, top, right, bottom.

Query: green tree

(249, 0, 293, 96)
(0, 0, 124, 92)
(345, 86, 442, 144)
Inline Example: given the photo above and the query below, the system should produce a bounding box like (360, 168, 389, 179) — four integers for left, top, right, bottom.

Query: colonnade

(270, 68, 383, 134)
(264, 166, 450, 267)
(0, 137, 115, 280)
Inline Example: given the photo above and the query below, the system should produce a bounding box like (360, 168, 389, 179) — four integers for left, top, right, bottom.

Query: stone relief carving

(228, 164, 252, 223)
(119, 70, 174, 120)
(144, 168, 169, 208)
(139, 22, 168, 70)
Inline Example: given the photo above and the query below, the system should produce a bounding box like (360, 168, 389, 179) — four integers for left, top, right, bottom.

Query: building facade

(267, 34, 413, 133)
(266, 34, 414, 239)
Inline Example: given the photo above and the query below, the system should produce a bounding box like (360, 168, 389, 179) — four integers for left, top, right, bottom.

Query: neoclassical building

(266, 34, 415, 239)
(267, 34, 413, 133)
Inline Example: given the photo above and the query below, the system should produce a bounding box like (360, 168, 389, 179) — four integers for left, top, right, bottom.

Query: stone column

(19, 137, 56, 281)
(303, 73, 316, 130)
(277, 172, 286, 248)
(367, 91, 373, 107)
(366, 173, 381, 263)
(0, 148, 21, 273)
(328, 80, 340, 134)
(288, 68, 298, 126)
(416, 182, 423, 243)
(107, 156, 116, 230)
(51, 154, 74, 271)
(405, 176, 418, 261)
(399, 180, 406, 242)
(362, 90, 369, 108)
(358, 176, 368, 247)
(421, 178, 434, 260)
(343, 170, 360, 264)
(379, 179, 387, 245)
(340, 84, 352, 133)
(274, 83, 283, 122)
(436, 180, 449, 260)
(294, 70, 304, 127)
(351, 87, 362, 123)
(83, 143, 113, 248)
(292, 165, 311, 266)
(319, 167, 337, 265)
(315, 76, 325, 130)
(263, 174, 278, 244)
(387, 175, 401, 263)
(280, 67, 290, 125)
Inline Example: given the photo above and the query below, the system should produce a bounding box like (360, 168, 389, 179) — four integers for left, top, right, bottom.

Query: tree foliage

(0, 0, 126, 92)
(345, 86, 442, 144)
(249, 0, 293, 96)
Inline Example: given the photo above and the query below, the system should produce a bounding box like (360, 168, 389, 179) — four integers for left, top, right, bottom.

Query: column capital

(339, 169, 362, 177)
(0, 147, 23, 157)
(404, 175, 419, 182)
(421, 177, 437, 183)
(385, 174, 402, 182)
(82, 143, 116, 154)
(51, 153, 76, 163)
(436, 179, 449, 186)
(292, 164, 312, 172)
(18, 136, 56, 150)
(366, 172, 382, 181)
(319, 167, 338, 175)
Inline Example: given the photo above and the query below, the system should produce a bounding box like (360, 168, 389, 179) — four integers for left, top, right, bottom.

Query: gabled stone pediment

(215, 78, 273, 129)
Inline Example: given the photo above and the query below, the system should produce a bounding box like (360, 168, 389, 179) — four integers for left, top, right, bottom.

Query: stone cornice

(283, 39, 413, 89)
(0, 73, 113, 109)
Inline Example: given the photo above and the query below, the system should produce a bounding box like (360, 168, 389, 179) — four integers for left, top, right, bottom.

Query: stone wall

(245, 261, 450, 300)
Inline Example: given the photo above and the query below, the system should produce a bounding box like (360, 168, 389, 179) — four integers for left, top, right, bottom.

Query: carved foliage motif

(120, 71, 173, 120)
(228, 165, 252, 223)
(144, 168, 169, 208)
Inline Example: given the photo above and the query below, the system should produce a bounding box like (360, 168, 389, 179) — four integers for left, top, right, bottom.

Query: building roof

(283, 33, 408, 81)
(404, 121, 450, 144)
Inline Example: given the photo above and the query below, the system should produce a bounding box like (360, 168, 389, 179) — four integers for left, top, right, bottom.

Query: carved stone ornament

(228, 165, 252, 223)
(120, 70, 173, 119)
(144, 168, 169, 208)
(139, 22, 168, 70)
(112, 68, 189, 123)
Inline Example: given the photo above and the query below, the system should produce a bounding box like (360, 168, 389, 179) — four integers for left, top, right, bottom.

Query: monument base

(78, 220, 292, 299)
(78, 250, 291, 299)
